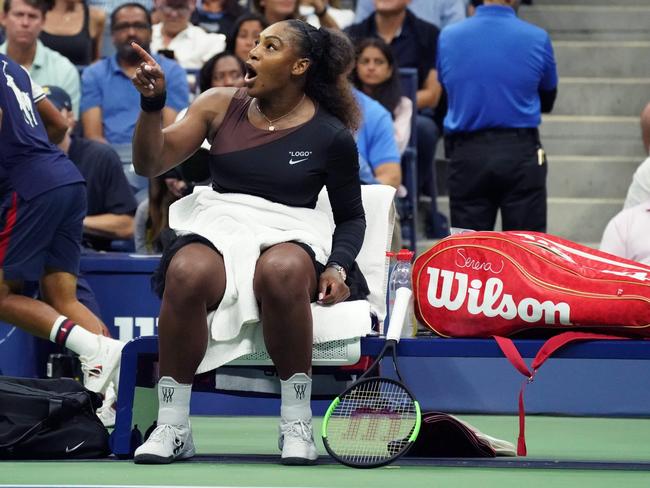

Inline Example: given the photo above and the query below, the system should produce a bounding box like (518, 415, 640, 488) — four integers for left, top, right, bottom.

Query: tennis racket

(322, 287, 421, 468)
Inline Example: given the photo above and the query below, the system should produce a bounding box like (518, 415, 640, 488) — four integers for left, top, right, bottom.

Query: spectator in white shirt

(151, 0, 225, 70)
(600, 200, 650, 266)
(623, 104, 650, 209)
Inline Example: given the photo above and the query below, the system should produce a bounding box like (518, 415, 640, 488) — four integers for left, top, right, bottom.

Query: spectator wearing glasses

(80, 2, 189, 147)
(151, 0, 226, 71)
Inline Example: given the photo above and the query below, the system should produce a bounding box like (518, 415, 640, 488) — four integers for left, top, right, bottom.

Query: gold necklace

(255, 94, 306, 131)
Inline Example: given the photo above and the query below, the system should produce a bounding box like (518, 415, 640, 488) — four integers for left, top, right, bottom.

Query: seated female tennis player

(129, 20, 367, 465)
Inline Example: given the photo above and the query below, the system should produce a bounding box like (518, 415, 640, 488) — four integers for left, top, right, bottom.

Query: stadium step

(546, 155, 638, 199)
(520, 4, 650, 41)
(431, 196, 622, 244)
(552, 77, 650, 117)
(554, 41, 650, 78)
(540, 115, 645, 158)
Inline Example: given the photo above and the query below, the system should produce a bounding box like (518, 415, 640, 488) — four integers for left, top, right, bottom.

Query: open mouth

(244, 64, 258, 86)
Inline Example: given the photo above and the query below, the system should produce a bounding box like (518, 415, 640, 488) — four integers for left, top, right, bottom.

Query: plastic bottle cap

(386, 249, 415, 261)
(396, 249, 414, 261)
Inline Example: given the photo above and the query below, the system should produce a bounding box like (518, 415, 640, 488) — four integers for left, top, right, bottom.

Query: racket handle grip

(386, 287, 413, 342)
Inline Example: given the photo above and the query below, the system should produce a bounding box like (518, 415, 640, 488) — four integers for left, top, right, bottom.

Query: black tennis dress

(153, 89, 369, 301)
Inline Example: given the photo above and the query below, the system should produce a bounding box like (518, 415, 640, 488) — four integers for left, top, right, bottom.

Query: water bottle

(386, 249, 416, 337)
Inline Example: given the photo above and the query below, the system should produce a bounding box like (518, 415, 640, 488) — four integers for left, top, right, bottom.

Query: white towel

(168, 187, 372, 373)
(169, 186, 333, 338)
(168, 186, 396, 373)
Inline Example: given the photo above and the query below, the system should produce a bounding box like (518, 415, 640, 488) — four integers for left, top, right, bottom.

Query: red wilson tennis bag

(413, 231, 650, 455)
(413, 231, 650, 338)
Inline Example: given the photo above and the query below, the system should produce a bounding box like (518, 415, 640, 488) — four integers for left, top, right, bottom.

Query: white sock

(280, 373, 312, 422)
(157, 376, 192, 427)
(48, 315, 99, 358)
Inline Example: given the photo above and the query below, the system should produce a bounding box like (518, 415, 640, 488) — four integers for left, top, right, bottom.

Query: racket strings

(325, 379, 418, 466)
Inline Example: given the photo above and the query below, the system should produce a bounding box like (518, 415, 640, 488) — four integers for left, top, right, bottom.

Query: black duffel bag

(0, 376, 110, 459)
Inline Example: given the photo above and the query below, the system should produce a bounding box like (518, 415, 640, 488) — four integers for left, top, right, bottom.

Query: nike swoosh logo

(289, 158, 309, 165)
(65, 441, 85, 453)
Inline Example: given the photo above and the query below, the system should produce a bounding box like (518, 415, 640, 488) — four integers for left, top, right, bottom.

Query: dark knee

(165, 252, 219, 303)
(254, 254, 312, 302)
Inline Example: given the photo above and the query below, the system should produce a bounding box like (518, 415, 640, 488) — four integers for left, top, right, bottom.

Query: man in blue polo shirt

(0, 54, 123, 396)
(438, 0, 557, 232)
(80, 2, 188, 147)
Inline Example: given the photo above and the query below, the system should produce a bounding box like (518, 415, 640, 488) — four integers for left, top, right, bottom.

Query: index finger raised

(131, 42, 156, 65)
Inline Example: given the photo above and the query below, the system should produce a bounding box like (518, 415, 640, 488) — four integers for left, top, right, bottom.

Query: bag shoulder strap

(494, 331, 629, 456)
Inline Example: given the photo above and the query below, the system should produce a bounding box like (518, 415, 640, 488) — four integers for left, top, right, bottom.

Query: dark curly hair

(351, 38, 403, 118)
(285, 20, 360, 131)
(198, 51, 245, 93)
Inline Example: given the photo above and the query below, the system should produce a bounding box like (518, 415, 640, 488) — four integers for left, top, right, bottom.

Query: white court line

(0, 486, 312, 488)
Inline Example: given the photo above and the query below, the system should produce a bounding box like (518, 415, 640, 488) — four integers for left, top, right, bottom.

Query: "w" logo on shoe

(294, 383, 307, 400)
(161, 387, 175, 403)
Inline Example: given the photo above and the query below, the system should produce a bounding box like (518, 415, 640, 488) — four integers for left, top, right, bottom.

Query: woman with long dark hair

(225, 12, 268, 63)
(198, 51, 246, 92)
(352, 37, 412, 154)
(128, 20, 365, 466)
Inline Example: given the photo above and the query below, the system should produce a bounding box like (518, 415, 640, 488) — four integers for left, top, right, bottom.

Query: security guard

(438, 0, 558, 232)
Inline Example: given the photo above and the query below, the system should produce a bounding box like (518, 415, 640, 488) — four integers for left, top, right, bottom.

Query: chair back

(316, 184, 396, 321)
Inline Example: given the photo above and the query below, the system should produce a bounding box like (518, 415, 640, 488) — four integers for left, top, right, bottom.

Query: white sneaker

(80, 336, 123, 395)
(278, 419, 318, 465)
(134, 423, 195, 464)
(96, 382, 117, 428)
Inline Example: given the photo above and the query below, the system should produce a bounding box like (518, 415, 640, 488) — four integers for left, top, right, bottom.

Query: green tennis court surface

(2, 415, 650, 487)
